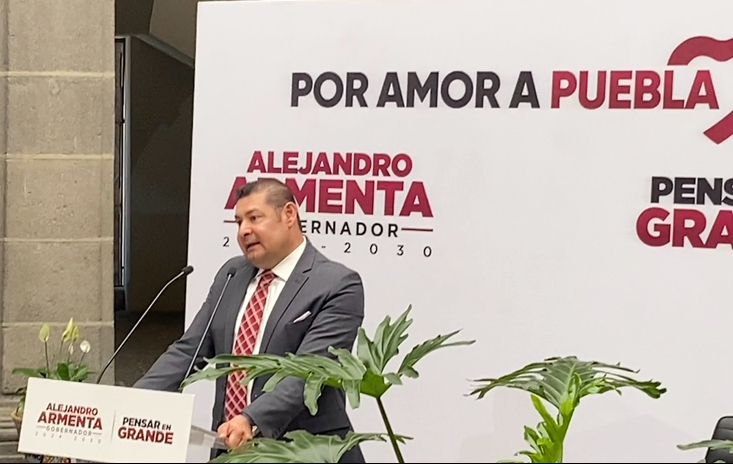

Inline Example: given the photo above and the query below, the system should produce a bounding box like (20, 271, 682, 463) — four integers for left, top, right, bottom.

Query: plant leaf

(359, 369, 389, 399)
(372, 306, 413, 373)
(356, 307, 413, 375)
(262, 371, 289, 393)
(57, 363, 70, 381)
(328, 347, 365, 377)
(678, 439, 733, 452)
(397, 330, 474, 379)
(71, 366, 89, 382)
(342, 380, 361, 410)
(530, 395, 560, 442)
(304, 375, 327, 416)
(469, 356, 666, 409)
(12, 368, 44, 379)
(355, 329, 379, 375)
(181, 352, 365, 415)
(528, 399, 563, 463)
(474, 357, 666, 464)
(384, 373, 402, 386)
(181, 308, 472, 419)
(523, 426, 540, 453)
(183, 365, 241, 387)
(210, 431, 406, 463)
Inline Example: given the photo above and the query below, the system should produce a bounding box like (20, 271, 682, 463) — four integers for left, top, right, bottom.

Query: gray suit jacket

(133, 241, 365, 439)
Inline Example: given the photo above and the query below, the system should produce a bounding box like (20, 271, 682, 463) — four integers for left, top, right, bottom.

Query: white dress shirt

(233, 237, 306, 401)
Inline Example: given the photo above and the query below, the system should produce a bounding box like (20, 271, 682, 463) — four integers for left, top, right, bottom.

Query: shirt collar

(256, 237, 306, 282)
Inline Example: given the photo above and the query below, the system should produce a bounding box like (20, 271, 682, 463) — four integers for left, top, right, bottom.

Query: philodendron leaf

(529, 395, 560, 442)
(678, 439, 733, 452)
(359, 369, 389, 399)
(262, 371, 289, 393)
(397, 330, 475, 379)
(384, 373, 402, 385)
(356, 307, 413, 375)
(304, 375, 328, 416)
(182, 307, 473, 416)
(181, 352, 366, 414)
(210, 431, 410, 463)
(182, 353, 363, 391)
(472, 357, 666, 464)
(469, 356, 666, 409)
(523, 426, 541, 453)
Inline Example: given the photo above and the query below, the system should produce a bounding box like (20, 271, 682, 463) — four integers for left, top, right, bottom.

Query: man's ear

(283, 202, 299, 226)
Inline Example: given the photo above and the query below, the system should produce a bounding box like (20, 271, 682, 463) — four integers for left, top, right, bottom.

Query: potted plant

(468, 356, 667, 463)
(181, 306, 475, 463)
(10, 318, 93, 464)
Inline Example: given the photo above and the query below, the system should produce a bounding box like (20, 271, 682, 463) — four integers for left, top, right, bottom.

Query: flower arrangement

(11, 318, 92, 422)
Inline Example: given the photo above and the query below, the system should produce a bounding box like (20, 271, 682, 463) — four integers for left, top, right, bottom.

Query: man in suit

(133, 179, 366, 463)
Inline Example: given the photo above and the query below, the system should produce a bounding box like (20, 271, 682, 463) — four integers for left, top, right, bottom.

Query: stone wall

(0, 0, 116, 392)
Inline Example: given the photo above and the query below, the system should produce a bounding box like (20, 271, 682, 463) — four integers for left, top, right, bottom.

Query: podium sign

(18, 378, 195, 463)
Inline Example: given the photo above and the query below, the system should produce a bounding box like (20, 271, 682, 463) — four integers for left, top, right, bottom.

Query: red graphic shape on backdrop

(669, 36, 733, 144)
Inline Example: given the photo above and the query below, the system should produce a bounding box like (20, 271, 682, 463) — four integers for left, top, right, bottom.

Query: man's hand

(217, 415, 253, 449)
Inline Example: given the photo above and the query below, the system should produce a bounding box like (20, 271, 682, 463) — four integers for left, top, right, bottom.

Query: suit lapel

(222, 264, 258, 353)
(259, 242, 316, 353)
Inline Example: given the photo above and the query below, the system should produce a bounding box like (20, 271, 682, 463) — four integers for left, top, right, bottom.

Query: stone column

(0, 0, 116, 392)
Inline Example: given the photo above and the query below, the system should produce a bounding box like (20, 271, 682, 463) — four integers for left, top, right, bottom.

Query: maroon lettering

(552, 70, 718, 109)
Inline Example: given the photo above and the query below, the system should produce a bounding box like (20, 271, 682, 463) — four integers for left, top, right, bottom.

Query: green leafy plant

(209, 430, 409, 463)
(182, 306, 475, 463)
(12, 318, 93, 417)
(468, 356, 666, 463)
(678, 439, 733, 463)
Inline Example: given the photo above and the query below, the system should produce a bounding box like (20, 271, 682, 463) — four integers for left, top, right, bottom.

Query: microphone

(96, 265, 194, 384)
(183, 267, 237, 381)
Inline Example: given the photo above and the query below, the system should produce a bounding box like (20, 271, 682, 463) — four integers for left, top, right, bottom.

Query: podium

(17, 378, 224, 463)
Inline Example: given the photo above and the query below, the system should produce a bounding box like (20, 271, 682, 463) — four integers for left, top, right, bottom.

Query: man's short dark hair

(236, 179, 298, 212)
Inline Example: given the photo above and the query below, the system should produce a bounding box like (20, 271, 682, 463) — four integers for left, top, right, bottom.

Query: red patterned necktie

(224, 270, 276, 421)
